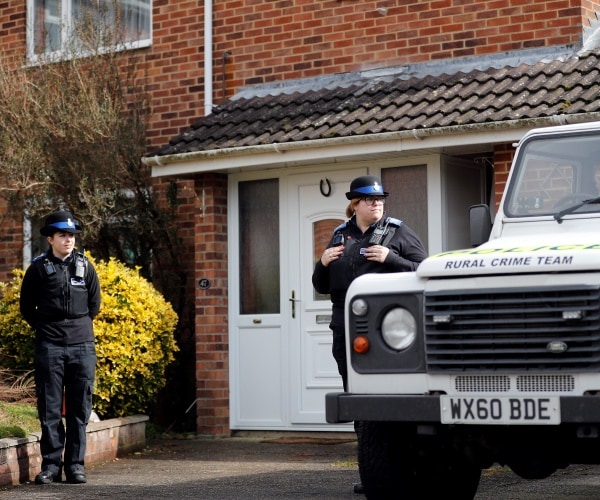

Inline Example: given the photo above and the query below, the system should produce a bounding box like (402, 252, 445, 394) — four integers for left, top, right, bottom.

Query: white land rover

(326, 121, 600, 499)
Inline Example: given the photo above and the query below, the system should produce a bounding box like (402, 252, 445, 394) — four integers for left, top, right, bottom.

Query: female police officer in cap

(20, 210, 101, 485)
(312, 176, 426, 494)
(312, 175, 427, 391)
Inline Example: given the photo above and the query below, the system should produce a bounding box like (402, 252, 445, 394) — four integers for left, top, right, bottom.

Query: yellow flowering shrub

(0, 269, 33, 368)
(0, 256, 179, 418)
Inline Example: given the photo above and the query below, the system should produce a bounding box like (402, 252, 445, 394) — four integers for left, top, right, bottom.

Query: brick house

(2, 1, 600, 436)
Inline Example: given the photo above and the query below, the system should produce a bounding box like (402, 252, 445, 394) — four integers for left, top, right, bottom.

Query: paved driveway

(2, 435, 600, 499)
(0, 435, 360, 499)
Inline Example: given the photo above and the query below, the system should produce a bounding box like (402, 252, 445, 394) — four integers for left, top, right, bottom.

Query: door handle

(289, 290, 301, 318)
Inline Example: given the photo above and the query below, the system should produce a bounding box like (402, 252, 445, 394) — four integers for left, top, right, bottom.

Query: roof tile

(152, 49, 600, 157)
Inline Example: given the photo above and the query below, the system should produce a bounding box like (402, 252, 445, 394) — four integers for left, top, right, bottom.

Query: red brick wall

(142, 0, 600, 147)
(1, 0, 597, 152)
(0, 2, 25, 53)
(493, 143, 516, 210)
(213, 0, 597, 104)
(0, 416, 147, 486)
(193, 174, 229, 435)
(0, 198, 23, 281)
(582, 0, 599, 25)
(0, 4, 26, 280)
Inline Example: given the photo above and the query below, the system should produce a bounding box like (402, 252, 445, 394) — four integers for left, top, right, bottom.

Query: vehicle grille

(454, 374, 575, 392)
(424, 285, 600, 372)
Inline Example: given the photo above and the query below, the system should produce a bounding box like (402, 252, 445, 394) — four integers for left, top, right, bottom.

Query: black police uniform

(312, 214, 427, 389)
(20, 214, 101, 483)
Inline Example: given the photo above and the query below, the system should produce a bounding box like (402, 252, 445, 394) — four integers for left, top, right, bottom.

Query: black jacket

(312, 215, 427, 315)
(20, 250, 101, 345)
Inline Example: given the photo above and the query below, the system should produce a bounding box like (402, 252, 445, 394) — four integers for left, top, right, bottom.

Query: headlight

(381, 307, 417, 351)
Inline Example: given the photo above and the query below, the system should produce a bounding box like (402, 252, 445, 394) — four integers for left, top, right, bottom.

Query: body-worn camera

(44, 261, 56, 275)
(369, 217, 391, 245)
(75, 256, 86, 278)
(368, 226, 386, 245)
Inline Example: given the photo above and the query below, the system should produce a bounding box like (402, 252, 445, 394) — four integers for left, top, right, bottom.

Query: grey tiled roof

(152, 49, 600, 157)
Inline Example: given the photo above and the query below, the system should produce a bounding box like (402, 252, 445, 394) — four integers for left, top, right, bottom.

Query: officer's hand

(364, 245, 389, 263)
(321, 246, 344, 266)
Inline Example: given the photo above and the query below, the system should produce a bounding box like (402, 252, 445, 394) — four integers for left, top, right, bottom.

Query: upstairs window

(28, 0, 152, 59)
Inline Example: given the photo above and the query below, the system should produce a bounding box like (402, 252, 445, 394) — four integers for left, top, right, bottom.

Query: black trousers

(329, 309, 360, 433)
(330, 303, 348, 391)
(34, 341, 96, 474)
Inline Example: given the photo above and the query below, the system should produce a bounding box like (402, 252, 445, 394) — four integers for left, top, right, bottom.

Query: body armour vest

(33, 251, 90, 321)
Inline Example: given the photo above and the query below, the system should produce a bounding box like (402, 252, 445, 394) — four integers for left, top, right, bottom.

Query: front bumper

(325, 393, 600, 424)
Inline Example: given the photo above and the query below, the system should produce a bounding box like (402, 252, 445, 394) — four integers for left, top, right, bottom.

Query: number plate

(440, 396, 560, 425)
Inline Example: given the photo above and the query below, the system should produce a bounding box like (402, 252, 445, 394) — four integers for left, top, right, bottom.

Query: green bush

(0, 271, 34, 369)
(0, 256, 179, 418)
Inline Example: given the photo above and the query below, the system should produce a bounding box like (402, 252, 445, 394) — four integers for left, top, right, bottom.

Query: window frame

(26, 0, 152, 62)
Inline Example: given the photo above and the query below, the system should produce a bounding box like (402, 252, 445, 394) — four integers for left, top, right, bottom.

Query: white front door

(286, 168, 365, 426)
(230, 167, 364, 430)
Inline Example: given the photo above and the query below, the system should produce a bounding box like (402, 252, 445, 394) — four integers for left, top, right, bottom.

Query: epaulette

(32, 251, 87, 262)
(32, 253, 47, 263)
(385, 217, 403, 227)
(333, 221, 348, 233)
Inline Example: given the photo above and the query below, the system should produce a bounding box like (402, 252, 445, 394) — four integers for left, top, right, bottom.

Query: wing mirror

(469, 204, 492, 247)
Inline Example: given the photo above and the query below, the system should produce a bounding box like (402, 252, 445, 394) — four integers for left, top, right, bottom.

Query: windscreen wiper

(554, 196, 600, 223)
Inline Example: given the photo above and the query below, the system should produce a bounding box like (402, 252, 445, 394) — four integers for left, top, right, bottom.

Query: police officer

(20, 210, 101, 485)
(312, 175, 427, 390)
(312, 175, 427, 495)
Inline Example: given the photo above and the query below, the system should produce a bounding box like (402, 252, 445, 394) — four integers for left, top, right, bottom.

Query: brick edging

(0, 414, 148, 486)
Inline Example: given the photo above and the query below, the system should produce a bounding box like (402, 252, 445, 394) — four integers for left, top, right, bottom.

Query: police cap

(40, 210, 83, 236)
(345, 175, 389, 200)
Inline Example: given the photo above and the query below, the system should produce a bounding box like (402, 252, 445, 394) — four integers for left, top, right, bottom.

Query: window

(28, 0, 151, 58)
(23, 216, 47, 267)
(505, 133, 600, 217)
(382, 165, 429, 250)
(312, 218, 343, 301)
(239, 179, 280, 315)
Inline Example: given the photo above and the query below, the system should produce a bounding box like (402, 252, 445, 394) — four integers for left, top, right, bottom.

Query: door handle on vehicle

(289, 290, 301, 318)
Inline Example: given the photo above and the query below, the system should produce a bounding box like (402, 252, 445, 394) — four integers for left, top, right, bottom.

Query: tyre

(357, 421, 481, 500)
(356, 421, 398, 499)
(427, 456, 481, 499)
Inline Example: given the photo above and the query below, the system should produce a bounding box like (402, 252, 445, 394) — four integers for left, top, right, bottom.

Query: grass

(0, 401, 39, 438)
(0, 369, 39, 438)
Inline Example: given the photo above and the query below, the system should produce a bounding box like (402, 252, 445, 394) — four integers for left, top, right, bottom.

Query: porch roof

(147, 47, 600, 175)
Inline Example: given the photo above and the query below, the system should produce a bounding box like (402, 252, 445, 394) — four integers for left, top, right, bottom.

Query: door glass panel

(239, 179, 280, 314)
(382, 165, 429, 251)
(312, 218, 344, 301)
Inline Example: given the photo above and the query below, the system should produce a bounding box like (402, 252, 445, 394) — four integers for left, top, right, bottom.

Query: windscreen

(505, 133, 600, 217)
